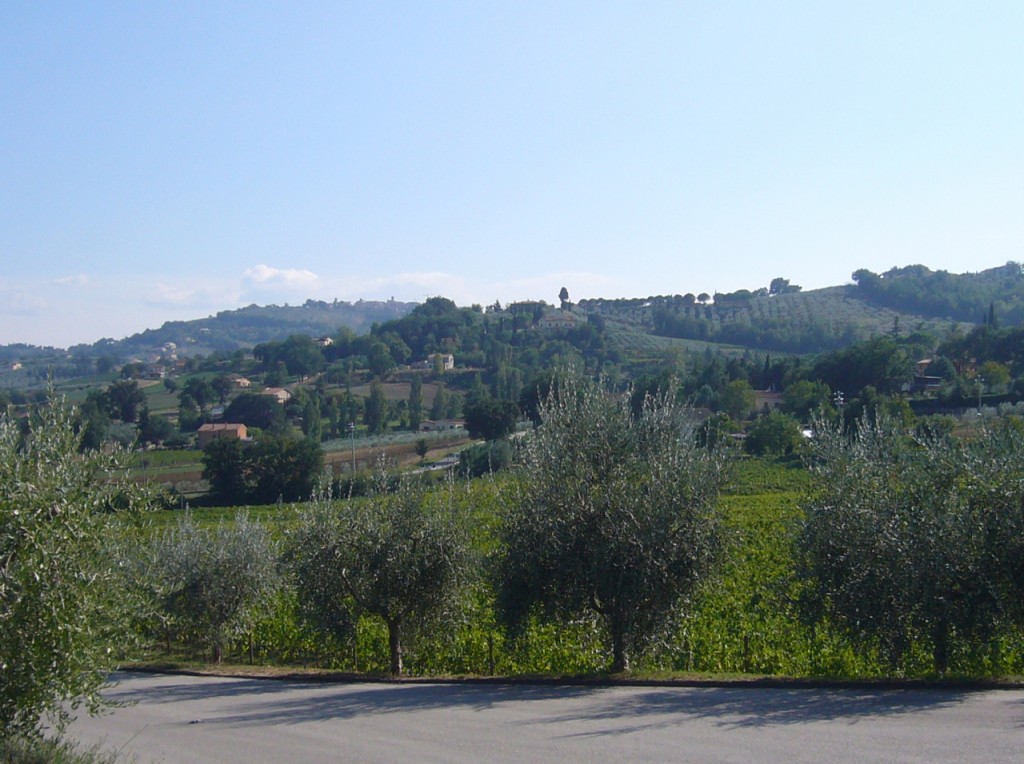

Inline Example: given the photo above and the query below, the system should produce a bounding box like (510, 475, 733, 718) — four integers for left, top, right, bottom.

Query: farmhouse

(197, 423, 249, 449)
(413, 353, 455, 371)
(753, 389, 783, 412)
(262, 387, 292, 404)
(537, 311, 580, 331)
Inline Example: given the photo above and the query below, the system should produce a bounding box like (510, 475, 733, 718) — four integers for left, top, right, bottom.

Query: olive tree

(289, 476, 470, 676)
(797, 415, 1024, 673)
(0, 397, 152, 738)
(153, 513, 279, 662)
(494, 371, 729, 672)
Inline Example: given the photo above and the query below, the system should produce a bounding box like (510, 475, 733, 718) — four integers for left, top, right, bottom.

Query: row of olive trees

(142, 376, 1024, 679)
(138, 475, 471, 677)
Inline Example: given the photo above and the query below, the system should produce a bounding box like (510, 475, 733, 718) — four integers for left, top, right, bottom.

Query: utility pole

(348, 421, 356, 473)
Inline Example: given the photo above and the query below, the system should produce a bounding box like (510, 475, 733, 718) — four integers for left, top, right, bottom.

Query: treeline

(853, 262, 1024, 324)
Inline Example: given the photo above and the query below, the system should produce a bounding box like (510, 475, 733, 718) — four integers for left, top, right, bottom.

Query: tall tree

(107, 378, 145, 423)
(495, 370, 729, 672)
(364, 379, 388, 434)
(302, 395, 323, 442)
(408, 374, 423, 431)
(250, 436, 324, 504)
(202, 438, 249, 504)
(223, 392, 287, 432)
(430, 382, 448, 420)
(464, 395, 517, 441)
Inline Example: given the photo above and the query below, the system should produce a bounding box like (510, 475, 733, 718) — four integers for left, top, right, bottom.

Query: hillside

(586, 285, 968, 356)
(851, 262, 1024, 323)
(86, 298, 418, 359)
(582, 262, 1023, 355)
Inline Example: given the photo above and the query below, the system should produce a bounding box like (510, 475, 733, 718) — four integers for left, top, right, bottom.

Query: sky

(2, 1, 1023, 348)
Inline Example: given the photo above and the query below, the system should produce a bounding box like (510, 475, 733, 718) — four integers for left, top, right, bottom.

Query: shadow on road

(538, 686, 971, 737)
(103, 673, 978, 734)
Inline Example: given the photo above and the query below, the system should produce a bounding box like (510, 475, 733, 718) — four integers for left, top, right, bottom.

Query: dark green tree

(249, 436, 324, 504)
(211, 374, 234, 404)
(77, 389, 111, 451)
(224, 392, 287, 432)
(302, 395, 323, 442)
(182, 377, 215, 410)
(744, 411, 805, 456)
(464, 395, 517, 440)
(368, 341, 397, 378)
(408, 374, 423, 430)
(138, 406, 175, 446)
(719, 379, 755, 420)
(107, 379, 145, 423)
(781, 380, 833, 420)
(364, 379, 388, 435)
(415, 437, 429, 461)
(430, 382, 448, 420)
(202, 438, 250, 504)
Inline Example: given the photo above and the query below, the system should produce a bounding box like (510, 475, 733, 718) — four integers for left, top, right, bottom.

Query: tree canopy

(495, 370, 729, 671)
(289, 476, 470, 676)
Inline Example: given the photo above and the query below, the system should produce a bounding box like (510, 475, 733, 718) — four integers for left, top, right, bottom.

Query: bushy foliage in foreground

(798, 415, 1024, 674)
(0, 399, 151, 738)
(149, 513, 279, 662)
(0, 735, 123, 764)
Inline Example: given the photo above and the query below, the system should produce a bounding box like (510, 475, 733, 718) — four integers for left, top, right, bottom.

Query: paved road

(68, 672, 1024, 763)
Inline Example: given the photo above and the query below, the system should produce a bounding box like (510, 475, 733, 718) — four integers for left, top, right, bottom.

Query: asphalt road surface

(67, 672, 1024, 763)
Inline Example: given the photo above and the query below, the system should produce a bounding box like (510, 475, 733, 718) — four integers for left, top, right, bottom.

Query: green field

(130, 456, 1024, 680)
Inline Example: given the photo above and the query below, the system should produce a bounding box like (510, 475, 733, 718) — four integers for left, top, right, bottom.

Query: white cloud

(146, 281, 239, 309)
(54, 274, 89, 286)
(243, 264, 320, 289)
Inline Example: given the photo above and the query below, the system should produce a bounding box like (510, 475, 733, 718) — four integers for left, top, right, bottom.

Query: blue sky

(2, 1, 1022, 347)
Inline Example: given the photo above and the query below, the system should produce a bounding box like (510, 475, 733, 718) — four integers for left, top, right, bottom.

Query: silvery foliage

(153, 512, 279, 661)
(288, 472, 470, 676)
(798, 414, 1024, 673)
(495, 370, 729, 672)
(0, 397, 151, 737)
